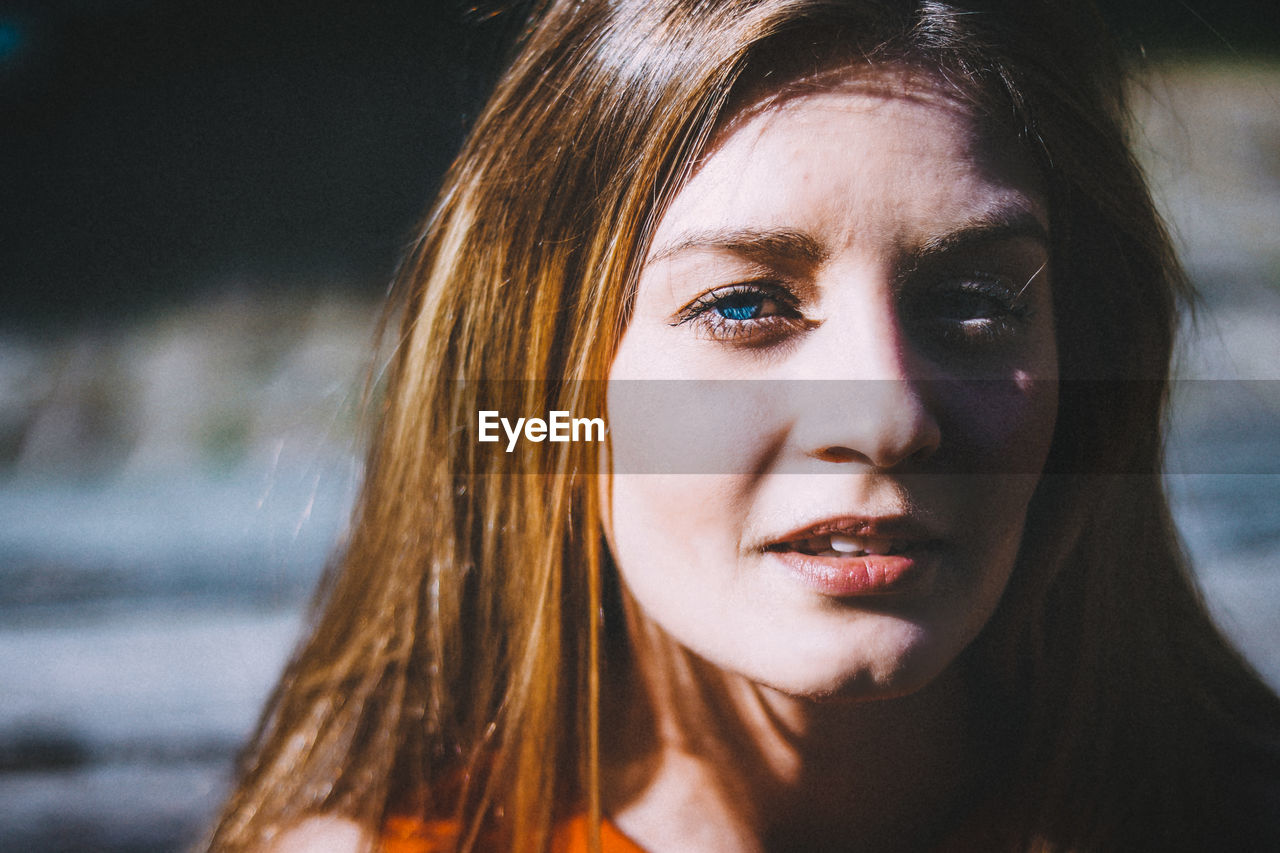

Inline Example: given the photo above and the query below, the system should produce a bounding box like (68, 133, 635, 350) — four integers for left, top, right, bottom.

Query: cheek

(931, 383, 1057, 638)
(607, 379, 784, 475)
(939, 375, 1058, 474)
(604, 474, 749, 621)
(936, 376, 1058, 569)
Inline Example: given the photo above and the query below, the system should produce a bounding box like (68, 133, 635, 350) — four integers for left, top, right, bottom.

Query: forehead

(647, 68, 1046, 259)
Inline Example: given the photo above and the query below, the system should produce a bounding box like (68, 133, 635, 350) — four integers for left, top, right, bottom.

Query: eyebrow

(915, 207, 1050, 258)
(644, 205, 1049, 267)
(645, 227, 830, 266)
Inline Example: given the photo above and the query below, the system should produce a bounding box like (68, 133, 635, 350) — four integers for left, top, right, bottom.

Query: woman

(209, 1, 1280, 851)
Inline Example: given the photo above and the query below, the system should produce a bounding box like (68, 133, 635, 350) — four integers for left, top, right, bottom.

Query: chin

(730, 615, 963, 703)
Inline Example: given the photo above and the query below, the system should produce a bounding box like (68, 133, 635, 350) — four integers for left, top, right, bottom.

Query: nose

(786, 295, 942, 470)
(803, 380, 941, 468)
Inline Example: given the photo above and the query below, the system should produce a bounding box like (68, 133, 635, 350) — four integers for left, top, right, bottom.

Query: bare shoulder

(261, 815, 376, 853)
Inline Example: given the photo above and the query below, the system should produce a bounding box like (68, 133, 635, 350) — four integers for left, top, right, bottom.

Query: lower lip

(768, 547, 937, 598)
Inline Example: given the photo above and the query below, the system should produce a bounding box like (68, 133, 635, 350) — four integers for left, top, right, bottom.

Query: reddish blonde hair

(209, 2, 1280, 851)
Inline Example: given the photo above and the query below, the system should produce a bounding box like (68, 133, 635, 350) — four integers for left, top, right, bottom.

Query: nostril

(813, 445, 865, 464)
(810, 427, 940, 468)
(908, 440, 939, 463)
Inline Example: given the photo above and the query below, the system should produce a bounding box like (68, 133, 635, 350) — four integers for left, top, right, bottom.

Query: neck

(602, 619, 1002, 853)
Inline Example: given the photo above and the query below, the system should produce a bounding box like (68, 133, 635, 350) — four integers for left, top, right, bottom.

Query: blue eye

(715, 292, 767, 321)
(672, 282, 805, 344)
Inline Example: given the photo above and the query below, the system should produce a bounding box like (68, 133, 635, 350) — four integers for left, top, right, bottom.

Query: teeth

(829, 534, 864, 553)
(815, 533, 900, 557)
(778, 533, 910, 557)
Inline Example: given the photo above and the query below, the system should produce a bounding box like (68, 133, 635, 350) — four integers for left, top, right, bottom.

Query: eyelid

(670, 279, 812, 346)
(909, 245, 1046, 297)
(901, 272, 1039, 357)
(647, 248, 822, 305)
(908, 233, 1048, 273)
(924, 273, 1031, 310)
(947, 263, 1046, 313)
(672, 279, 799, 324)
(935, 272, 1018, 295)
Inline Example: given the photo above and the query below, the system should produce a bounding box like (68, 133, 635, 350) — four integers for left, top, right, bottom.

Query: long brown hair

(208, 2, 1280, 851)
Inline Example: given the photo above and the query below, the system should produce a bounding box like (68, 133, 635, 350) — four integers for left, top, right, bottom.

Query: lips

(761, 516, 941, 597)
(767, 532, 910, 559)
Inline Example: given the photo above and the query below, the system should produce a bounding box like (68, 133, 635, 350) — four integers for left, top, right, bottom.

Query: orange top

(380, 814, 645, 853)
(381, 811, 1001, 852)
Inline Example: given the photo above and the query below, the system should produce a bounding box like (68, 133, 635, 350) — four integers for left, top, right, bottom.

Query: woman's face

(605, 69, 1058, 700)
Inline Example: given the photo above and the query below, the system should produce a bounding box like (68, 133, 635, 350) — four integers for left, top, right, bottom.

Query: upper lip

(757, 514, 942, 552)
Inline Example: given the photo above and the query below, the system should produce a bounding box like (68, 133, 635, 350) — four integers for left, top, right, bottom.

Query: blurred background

(0, 1, 1276, 850)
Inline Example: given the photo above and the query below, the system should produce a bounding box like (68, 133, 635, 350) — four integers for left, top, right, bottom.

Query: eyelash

(911, 275, 1034, 348)
(670, 282, 805, 344)
(669, 273, 1035, 349)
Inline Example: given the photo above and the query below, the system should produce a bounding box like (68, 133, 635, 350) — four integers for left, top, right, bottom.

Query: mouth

(760, 517, 942, 597)
(761, 516, 941, 556)
(765, 532, 913, 559)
